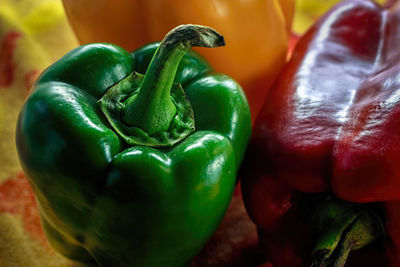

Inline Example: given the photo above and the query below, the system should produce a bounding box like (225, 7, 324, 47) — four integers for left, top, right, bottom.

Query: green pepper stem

(122, 24, 225, 135)
(309, 198, 382, 267)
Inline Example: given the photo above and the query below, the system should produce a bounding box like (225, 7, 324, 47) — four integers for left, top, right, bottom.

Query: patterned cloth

(4, 0, 389, 265)
(0, 172, 257, 266)
(0, 1, 258, 266)
(293, 0, 386, 33)
(0, 0, 80, 265)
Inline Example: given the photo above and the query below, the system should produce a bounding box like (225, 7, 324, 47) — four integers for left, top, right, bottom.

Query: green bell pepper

(16, 25, 251, 266)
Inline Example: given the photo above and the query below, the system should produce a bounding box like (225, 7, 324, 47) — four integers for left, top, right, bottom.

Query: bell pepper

(292, 0, 387, 33)
(241, 0, 400, 266)
(61, 0, 294, 121)
(16, 24, 251, 266)
(0, 0, 78, 183)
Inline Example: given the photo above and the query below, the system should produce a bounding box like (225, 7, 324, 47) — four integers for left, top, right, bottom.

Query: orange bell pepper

(62, 0, 294, 120)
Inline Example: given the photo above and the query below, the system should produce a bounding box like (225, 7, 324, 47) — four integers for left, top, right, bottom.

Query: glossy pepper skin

(61, 0, 294, 121)
(16, 25, 251, 266)
(241, 1, 400, 266)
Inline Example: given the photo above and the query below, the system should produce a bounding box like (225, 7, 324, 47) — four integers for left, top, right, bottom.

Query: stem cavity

(99, 24, 225, 147)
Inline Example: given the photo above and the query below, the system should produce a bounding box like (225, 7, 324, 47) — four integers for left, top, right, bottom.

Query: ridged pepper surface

(241, 1, 400, 266)
(61, 0, 294, 121)
(16, 25, 251, 267)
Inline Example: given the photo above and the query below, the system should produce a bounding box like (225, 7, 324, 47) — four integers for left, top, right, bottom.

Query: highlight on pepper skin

(15, 24, 251, 267)
(3, 0, 399, 266)
(241, 0, 400, 266)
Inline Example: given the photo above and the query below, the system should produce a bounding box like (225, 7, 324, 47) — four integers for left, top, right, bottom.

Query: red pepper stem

(309, 198, 382, 267)
(122, 24, 225, 135)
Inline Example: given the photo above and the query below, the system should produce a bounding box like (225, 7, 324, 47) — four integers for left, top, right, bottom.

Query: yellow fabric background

(0, 0, 79, 265)
(0, 0, 391, 266)
(293, 0, 386, 33)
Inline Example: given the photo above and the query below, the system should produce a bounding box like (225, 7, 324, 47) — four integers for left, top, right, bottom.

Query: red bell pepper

(241, 0, 400, 266)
